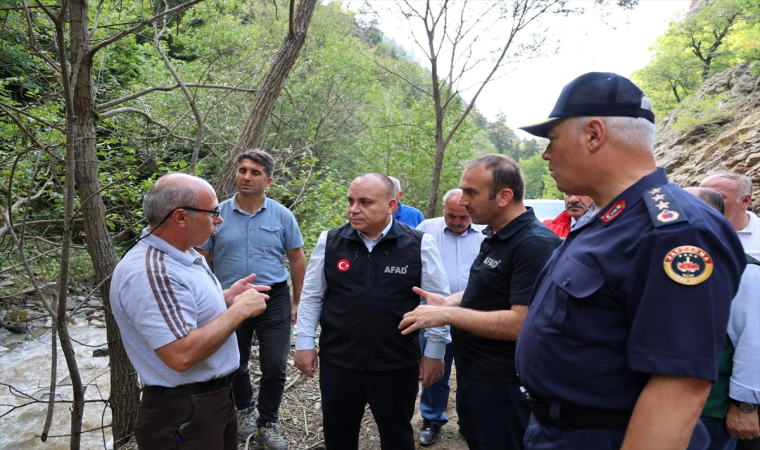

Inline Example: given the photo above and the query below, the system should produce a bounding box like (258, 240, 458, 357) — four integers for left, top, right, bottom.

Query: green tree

(632, 0, 760, 118)
(520, 152, 549, 199)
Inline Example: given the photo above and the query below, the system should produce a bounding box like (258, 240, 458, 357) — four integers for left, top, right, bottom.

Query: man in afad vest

(293, 173, 450, 450)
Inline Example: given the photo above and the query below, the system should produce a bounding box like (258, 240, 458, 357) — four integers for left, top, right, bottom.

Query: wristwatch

(732, 399, 760, 413)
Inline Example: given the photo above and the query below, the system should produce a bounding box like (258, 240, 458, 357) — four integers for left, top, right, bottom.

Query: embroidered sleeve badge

(663, 246, 713, 285)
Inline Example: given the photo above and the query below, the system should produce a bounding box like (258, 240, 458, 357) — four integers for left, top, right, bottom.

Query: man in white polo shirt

(111, 173, 269, 449)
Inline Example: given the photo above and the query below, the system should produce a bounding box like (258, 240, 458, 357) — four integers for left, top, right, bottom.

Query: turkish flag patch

(337, 259, 350, 272)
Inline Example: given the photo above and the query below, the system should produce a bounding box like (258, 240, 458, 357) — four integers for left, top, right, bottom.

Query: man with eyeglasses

(197, 150, 306, 448)
(110, 173, 271, 449)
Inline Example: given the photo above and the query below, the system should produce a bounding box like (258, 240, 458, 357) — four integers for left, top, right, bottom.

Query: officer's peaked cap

(519, 72, 655, 138)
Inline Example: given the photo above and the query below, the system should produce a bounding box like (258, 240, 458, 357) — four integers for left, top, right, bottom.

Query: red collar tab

(601, 200, 626, 223)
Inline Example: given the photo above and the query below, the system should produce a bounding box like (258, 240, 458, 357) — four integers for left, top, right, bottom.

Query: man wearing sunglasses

(197, 150, 306, 449)
(111, 173, 271, 450)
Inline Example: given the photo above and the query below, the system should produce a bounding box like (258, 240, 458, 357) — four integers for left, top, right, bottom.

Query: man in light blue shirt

(390, 176, 425, 227)
(197, 151, 306, 449)
(415, 188, 485, 445)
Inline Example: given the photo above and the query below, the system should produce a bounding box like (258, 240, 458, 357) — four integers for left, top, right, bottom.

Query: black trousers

(134, 386, 236, 450)
(737, 437, 760, 450)
(231, 282, 291, 426)
(457, 370, 530, 450)
(319, 359, 418, 450)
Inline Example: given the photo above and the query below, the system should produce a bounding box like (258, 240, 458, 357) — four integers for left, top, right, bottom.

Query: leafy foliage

(2, 0, 547, 263)
(632, 0, 760, 119)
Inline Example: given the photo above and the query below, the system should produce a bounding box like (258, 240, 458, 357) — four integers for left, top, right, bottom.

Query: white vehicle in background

(523, 199, 565, 223)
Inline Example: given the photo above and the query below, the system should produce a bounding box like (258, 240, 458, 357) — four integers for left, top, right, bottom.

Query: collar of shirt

(139, 229, 203, 266)
(491, 207, 539, 241)
(232, 194, 269, 216)
(393, 201, 405, 219)
(357, 218, 394, 252)
(572, 203, 597, 230)
(739, 210, 758, 235)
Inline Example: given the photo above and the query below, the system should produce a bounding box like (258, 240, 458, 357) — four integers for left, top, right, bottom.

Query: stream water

(0, 324, 113, 450)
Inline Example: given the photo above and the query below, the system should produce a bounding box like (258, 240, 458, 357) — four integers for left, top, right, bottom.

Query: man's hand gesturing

(225, 273, 271, 307)
(232, 288, 269, 318)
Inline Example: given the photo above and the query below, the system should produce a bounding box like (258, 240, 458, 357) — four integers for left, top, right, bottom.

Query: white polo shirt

(111, 233, 238, 387)
(739, 211, 760, 259)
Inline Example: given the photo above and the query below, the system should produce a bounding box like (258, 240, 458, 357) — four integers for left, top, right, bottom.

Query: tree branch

(87, 0, 206, 56)
(21, 0, 62, 73)
(153, 10, 204, 172)
(95, 84, 255, 111)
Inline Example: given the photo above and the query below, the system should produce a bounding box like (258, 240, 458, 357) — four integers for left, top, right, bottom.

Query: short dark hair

(356, 173, 396, 200)
(237, 150, 274, 178)
(467, 154, 525, 201)
(697, 188, 726, 215)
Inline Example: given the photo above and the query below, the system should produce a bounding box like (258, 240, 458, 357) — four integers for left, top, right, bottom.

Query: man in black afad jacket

(293, 173, 451, 450)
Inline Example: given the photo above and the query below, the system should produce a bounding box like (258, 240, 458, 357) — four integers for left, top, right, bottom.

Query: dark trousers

(701, 416, 737, 450)
(737, 438, 760, 450)
(419, 332, 457, 427)
(231, 283, 291, 426)
(457, 370, 530, 450)
(524, 413, 711, 450)
(319, 359, 418, 450)
(134, 386, 236, 450)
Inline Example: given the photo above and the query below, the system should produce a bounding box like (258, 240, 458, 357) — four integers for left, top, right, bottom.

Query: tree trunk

(216, 0, 318, 196)
(425, 15, 444, 219)
(701, 56, 712, 81)
(427, 135, 446, 218)
(672, 84, 682, 103)
(69, 0, 141, 447)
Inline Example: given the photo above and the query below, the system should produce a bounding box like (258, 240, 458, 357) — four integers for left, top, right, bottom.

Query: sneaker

(236, 406, 259, 441)
(253, 422, 287, 450)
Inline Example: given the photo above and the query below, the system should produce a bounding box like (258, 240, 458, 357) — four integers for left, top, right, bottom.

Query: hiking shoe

(254, 422, 287, 450)
(236, 406, 259, 441)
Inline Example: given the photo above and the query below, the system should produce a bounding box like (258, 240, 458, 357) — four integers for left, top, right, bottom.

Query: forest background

(1, 0, 759, 448)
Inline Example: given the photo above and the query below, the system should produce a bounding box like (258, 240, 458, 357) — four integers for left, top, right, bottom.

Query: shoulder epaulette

(643, 185, 689, 228)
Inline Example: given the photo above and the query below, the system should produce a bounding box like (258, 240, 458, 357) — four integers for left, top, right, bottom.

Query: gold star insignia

(652, 194, 665, 201)
(656, 201, 669, 210)
(649, 188, 662, 195)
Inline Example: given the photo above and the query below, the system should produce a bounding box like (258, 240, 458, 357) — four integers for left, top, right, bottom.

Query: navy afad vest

(320, 221, 423, 371)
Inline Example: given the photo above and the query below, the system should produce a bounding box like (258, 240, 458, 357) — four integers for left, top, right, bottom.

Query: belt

(268, 280, 288, 293)
(522, 389, 631, 430)
(144, 374, 232, 396)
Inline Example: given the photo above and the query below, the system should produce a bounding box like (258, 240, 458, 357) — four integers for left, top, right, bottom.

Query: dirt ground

(239, 339, 468, 450)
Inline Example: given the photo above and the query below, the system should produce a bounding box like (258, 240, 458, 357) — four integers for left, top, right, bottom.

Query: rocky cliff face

(654, 62, 760, 214)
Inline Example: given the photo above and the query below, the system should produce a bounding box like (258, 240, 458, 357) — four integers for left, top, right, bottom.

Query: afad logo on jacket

(384, 265, 408, 274)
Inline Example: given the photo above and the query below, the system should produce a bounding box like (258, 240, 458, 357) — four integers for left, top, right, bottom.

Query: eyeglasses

(121, 205, 220, 258)
(178, 206, 221, 217)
